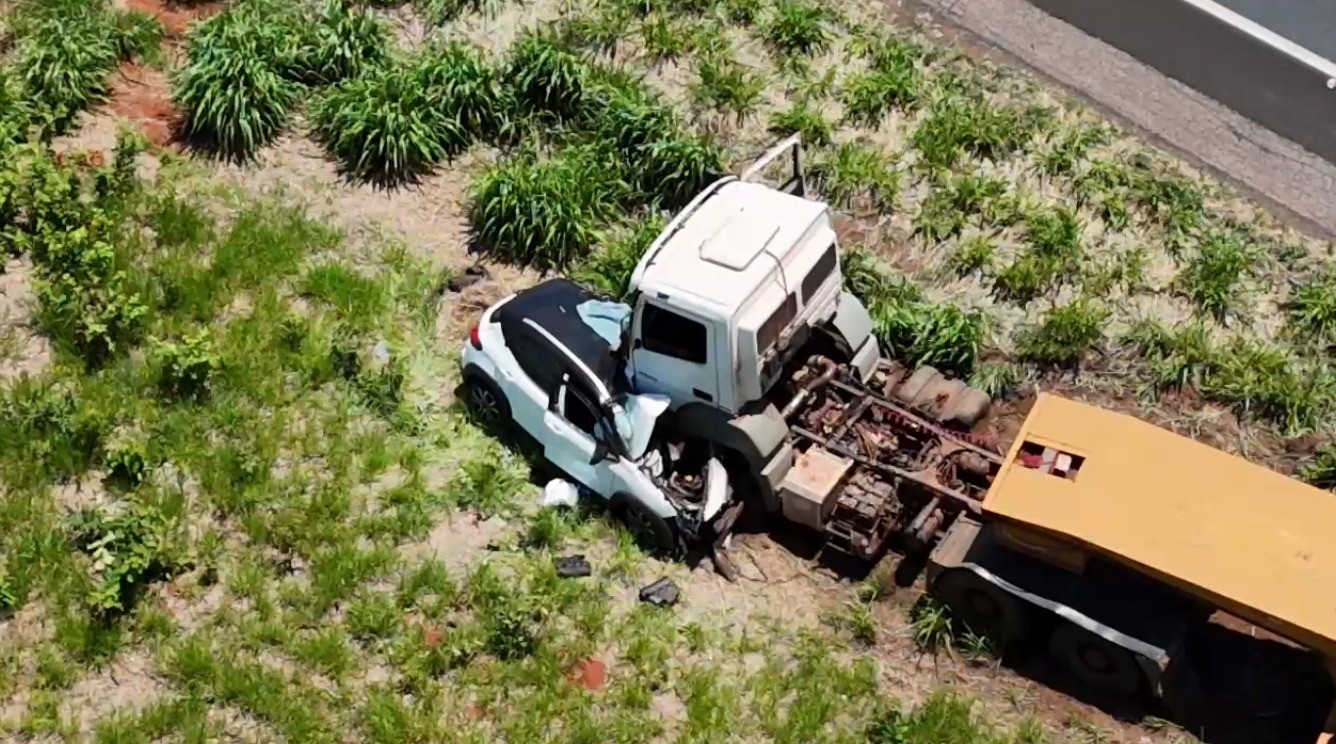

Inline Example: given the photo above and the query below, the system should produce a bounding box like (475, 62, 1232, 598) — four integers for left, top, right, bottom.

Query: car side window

(641, 303, 708, 364)
(561, 383, 600, 436)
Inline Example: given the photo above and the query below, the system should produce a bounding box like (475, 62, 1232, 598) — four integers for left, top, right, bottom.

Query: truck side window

(641, 303, 708, 364)
(801, 244, 837, 303)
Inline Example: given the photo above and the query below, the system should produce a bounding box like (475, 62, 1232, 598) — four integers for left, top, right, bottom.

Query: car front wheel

(611, 495, 678, 557)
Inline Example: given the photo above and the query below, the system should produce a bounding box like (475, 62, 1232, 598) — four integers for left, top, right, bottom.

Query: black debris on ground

(556, 554, 592, 578)
(639, 577, 680, 607)
(448, 265, 489, 292)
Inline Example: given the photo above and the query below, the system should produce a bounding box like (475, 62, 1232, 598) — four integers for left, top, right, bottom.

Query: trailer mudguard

(932, 523, 1206, 697)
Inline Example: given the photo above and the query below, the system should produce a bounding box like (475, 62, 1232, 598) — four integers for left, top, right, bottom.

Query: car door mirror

(590, 439, 615, 465)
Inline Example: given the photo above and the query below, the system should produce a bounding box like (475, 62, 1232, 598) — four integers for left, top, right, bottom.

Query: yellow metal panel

(982, 393, 1336, 659)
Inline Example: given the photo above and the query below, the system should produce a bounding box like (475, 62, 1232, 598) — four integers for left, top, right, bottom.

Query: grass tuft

(766, 99, 833, 147)
(173, 6, 301, 160)
(809, 142, 900, 212)
(1176, 230, 1257, 321)
(1015, 299, 1107, 368)
(762, 0, 835, 57)
(912, 96, 1047, 171)
(468, 145, 628, 268)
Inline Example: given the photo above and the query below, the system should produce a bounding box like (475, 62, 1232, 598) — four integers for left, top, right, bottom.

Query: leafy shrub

(311, 67, 459, 185)
(0, 378, 104, 482)
(913, 174, 1007, 242)
(809, 142, 899, 212)
(1298, 445, 1336, 490)
(152, 329, 220, 400)
(468, 145, 628, 268)
(841, 67, 920, 126)
(1015, 300, 1107, 368)
(15, 15, 120, 136)
(871, 293, 986, 378)
(295, 0, 391, 86)
(690, 51, 764, 123)
(411, 43, 512, 142)
(912, 97, 1047, 170)
(1176, 229, 1257, 321)
(505, 29, 590, 120)
(1285, 272, 1336, 348)
(112, 9, 166, 67)
(103, 435, 153, 490)
(173, 6, 301, 159)
(10, 139, 150, 363)
(571, 211, 668, 298)
(635, 129, 722, 208)
(415, 0, 501, 25)
(0, 570, 15, 615)
(69, 502, 180, 617)
(309, 41, 507, 184)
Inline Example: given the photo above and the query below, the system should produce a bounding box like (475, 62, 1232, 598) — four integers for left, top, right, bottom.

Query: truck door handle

(693, 388, 713, 402)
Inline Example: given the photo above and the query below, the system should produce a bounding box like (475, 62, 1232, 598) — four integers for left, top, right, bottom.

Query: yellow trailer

(926, 393, 1336, 741)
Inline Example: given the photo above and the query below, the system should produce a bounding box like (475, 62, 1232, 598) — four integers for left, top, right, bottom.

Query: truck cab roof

(983, 393, 1336, 659)
(629, 178, 832, 319)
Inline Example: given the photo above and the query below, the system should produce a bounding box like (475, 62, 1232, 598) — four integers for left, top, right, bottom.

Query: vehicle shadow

(744, 518, 1334, 744)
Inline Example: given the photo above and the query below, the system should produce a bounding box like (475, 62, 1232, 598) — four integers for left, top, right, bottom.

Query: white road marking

(1178, 0, 1336, 81)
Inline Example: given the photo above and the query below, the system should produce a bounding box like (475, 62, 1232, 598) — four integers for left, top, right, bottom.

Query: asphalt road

(1213, 0, 1336, 62)
(913, 0, 1336, 240)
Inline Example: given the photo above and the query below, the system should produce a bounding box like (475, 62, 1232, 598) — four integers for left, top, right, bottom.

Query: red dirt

(565, 658, 607, 692)
(126, 0, 225, 39)
(106, 63, 180, 149)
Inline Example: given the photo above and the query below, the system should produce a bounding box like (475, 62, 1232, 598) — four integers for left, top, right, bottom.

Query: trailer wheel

(933, 568, 1028, 649)
(1049, 622, 1143, 699)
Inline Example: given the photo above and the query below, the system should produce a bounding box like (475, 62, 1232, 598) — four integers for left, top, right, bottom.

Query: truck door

(630, 299, 720, 408)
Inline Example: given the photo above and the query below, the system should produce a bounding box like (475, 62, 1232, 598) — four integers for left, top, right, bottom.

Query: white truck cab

(624, 136, 881, 417)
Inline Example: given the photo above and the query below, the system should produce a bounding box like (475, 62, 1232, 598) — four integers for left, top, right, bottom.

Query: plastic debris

(556, 554, 592, 578)
(638, 577, 680, 607)
(541, 478, 579, 509)
(372, 339, 390, 363)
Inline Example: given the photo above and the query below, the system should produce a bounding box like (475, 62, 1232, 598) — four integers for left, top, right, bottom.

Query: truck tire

(932, 568, 1029, 649)
(1048, 621, 1143, 699)
(610, 494, 678, 557)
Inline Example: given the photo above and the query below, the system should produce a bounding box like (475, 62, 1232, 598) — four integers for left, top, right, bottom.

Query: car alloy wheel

(467, 378, 502, 424)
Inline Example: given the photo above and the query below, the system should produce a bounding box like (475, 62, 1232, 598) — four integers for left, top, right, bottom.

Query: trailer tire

(933, 568, 1028, 649)
(1049, 621, 1143, 699)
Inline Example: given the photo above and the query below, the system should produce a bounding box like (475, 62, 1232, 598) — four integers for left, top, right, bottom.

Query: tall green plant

(15, 15, 119, 136)
(505, 29, 590, 120)
(468, 145, 629, 268)
(295, 0, 391, 86)
(173, 6, 301, 160)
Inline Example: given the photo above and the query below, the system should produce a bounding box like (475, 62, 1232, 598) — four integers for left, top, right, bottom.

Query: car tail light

(468, 324, 482, 350)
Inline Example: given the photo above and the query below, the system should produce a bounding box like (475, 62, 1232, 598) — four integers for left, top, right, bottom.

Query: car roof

(495, 278, 621, 398)
(634, 180, 831, 316)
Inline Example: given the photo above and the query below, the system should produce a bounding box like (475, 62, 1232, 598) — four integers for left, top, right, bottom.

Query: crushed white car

(460, 278, 738, 555)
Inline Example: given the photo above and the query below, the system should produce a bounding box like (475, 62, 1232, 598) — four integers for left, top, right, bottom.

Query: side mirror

(590, 439, 615, 465)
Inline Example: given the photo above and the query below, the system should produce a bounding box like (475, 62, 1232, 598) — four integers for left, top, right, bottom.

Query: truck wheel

(611, 495, 678, 557)
(1049, 621, 1143, 698)
(933, 568, 1028, 649)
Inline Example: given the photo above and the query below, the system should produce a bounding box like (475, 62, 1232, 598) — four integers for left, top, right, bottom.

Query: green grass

(1176, 230, 1258, 321)
(762, 0, 836, 58)
(809, 141, 900, 212)
(913, 95, 1049, 171)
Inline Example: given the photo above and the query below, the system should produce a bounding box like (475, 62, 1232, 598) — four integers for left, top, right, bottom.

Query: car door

(542, 374, 615, 496)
